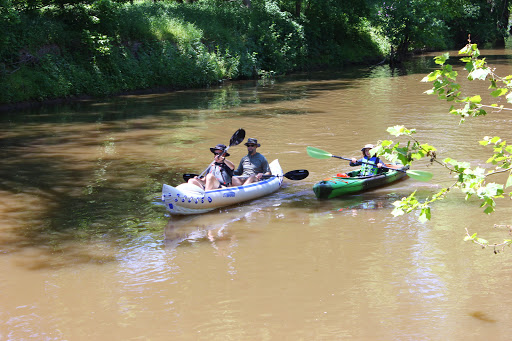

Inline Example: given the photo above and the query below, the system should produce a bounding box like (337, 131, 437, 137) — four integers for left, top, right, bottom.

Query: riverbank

(0, 1, 386, 106)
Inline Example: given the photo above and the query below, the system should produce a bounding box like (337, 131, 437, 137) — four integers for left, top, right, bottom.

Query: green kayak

(313, 165, 409, 199)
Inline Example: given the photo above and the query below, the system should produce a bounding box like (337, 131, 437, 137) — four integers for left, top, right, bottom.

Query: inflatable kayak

(313, 165, 409, 199)
(162, 159, 283, 215)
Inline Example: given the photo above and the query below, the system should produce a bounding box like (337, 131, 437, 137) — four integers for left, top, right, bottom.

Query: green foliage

(377, 43, 512, 251)
(464, 229, 512, 253)
(2, 0, 511, 103)
(372, 0, 452, 62)
(446, 0, 509, 46)
(1, 0, 309, 103)
(369, 0, 509, 62)
(0, 0, 21, 65)
(296, 0, 382, 66)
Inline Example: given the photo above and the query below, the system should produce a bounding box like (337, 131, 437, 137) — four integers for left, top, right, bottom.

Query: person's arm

(223, 158, 235, 170)
(215, 154, 234, 170)
(349, 158, 361, 166)
(254, 156, 271, 180)
(262, 157, 271, 175)
(382, 163, 401, 169)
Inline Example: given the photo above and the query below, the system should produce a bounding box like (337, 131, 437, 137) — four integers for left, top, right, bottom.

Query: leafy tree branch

(375, 42, 512, 249)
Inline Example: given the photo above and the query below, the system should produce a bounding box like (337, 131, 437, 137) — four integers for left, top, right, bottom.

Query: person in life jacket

(349, 144, 386, 176)
(188, 143, 235, 190)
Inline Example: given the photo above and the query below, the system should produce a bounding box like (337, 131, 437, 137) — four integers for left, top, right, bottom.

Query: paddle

(183, 169, 309, 182)
(263, 169, 309, 180)
(184, 128, 246, 182)
(306, 146, 433, 182)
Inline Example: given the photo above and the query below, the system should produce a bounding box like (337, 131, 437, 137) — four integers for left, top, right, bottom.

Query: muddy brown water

(1, 49, 512, 340)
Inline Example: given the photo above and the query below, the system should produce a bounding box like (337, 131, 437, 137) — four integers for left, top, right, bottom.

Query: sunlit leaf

(419, 207, 431, 223)
(422, 71, 441, 82)
(490, 88, 508, 97)
(468, 95, 482, 103)
(504, 92, 512, 104)
(469, 68, 490, 80)
(490, 136, 501, 144)
(506, 173, 512, 188)
(434, 53, 449, 65)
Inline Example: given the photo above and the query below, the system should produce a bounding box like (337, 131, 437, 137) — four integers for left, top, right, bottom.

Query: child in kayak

(349, 144, 386, 176)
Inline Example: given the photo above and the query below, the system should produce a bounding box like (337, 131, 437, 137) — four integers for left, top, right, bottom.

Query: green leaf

(419, 207, 431, 223)
(476, 238, 489, 245)
(422, 71, 441, 82)
(469, 68, 490, 80)
(490, 88, 508, 97)
(506, 173, 512, 188)
(490, 136, 501, 144)
(468, 95, 482, 103)
(386, 125, 412, 137)
(434, 53, 449, 65)
(505, 92, 512, 103)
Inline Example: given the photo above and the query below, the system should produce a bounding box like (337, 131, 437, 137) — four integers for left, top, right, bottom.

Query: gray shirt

(234, 153, 270, 177)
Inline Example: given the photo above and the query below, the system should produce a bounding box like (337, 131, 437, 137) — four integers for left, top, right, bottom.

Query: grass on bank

(0, 0, 385, 104)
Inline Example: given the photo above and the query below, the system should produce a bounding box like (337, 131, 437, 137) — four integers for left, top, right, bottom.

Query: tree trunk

(295, 0, 301, 17)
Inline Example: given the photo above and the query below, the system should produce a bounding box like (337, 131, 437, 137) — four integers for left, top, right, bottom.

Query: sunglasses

(246, 144, 256, 147)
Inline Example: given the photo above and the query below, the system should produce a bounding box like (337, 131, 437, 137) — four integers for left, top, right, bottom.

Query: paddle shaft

(196, 129, 245, 178)
(306, 146, 432, 181)
(184, 169, 308, 182)
(332, 155, 406, 173)
(197, 147, 233, 178)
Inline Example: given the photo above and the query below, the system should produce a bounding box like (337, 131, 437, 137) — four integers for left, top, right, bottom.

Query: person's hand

(351, 158, 357, 163)
(377, 163, 383, 168)
(214, 154, 225, 163)
(256, 173, 263, 180)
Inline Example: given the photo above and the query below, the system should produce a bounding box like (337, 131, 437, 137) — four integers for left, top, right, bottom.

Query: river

(1, 48, 512, 340)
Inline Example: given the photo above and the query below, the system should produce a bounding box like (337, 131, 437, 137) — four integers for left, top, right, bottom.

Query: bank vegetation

(0, 0, 509, 104)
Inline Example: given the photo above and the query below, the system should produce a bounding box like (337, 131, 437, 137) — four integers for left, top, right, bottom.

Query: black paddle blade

(283, 169, 309, 180)
(183, 173, 199, 182)
(229, 128, 246, 147)
(262, 170, 309, 180)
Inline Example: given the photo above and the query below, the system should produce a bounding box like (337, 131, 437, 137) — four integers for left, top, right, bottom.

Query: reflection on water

(2, 49, 512, 340)
(163, 206, 258, 249)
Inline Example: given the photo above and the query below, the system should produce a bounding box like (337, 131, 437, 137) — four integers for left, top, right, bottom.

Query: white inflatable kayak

(162, 159, 283, 215)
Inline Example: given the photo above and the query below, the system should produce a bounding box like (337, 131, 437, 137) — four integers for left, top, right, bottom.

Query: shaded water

(1, 49, 512, 340)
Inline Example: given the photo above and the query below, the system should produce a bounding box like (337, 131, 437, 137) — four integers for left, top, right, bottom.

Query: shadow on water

(0, 70, 363, 268)
(1, 81, 321, 125)
(0, 51, 444, 124)
(0, 129, 192, 268)
(1, 77, 342, 268)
